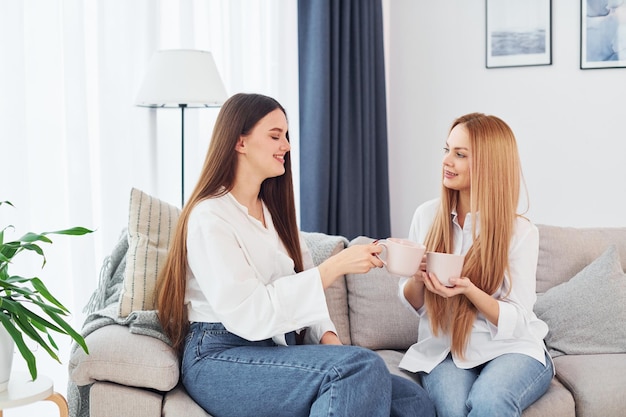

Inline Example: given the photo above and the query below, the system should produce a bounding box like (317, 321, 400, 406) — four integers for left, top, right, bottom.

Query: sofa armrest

(69, 324, 179, 391)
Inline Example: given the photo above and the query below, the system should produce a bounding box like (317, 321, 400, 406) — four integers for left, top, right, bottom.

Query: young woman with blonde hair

(157, 93, 434, 417)
(398, 113, 553, 416)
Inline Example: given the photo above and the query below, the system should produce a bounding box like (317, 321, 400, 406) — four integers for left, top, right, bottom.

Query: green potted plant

(0, 200, 92, 383)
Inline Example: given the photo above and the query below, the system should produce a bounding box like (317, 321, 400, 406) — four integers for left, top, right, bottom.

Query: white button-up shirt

(398, 198, 550, 373)
(185, 193, 336, 346)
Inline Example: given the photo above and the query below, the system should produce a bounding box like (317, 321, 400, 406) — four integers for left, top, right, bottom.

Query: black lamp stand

(180, 103, 187, 208)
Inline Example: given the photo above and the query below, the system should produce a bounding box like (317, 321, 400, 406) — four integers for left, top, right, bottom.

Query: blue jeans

(181, 322, 435, 417)
(420, 352, 553, 417)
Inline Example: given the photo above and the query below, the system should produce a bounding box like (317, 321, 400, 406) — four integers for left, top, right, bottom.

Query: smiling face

(442, 123, 471, 193)
(235, 108, 291, 182)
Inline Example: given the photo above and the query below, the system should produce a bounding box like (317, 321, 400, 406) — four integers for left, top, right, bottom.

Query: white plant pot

(0, 324, 14, 391)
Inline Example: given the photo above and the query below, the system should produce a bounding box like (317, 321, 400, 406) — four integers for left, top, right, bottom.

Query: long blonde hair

(156, 93, 303, 354)
(424, 113, 523, 357)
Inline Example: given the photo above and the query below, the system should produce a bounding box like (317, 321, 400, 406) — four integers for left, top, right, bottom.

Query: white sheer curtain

(0, 0, 298, 405)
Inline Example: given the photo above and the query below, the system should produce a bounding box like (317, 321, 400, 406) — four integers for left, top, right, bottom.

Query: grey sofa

(68, 223, 626, 417)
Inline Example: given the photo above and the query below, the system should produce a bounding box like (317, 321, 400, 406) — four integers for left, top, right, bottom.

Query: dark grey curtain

(298, 0, 390, 240)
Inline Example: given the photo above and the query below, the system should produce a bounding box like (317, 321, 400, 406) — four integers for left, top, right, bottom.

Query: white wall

(386, 0, 626, 237)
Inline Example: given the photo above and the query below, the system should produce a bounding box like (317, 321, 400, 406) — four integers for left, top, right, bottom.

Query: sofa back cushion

(536, 224, 626, 294)
(301, 232, 352, 345)
(345, 236, 419, 350)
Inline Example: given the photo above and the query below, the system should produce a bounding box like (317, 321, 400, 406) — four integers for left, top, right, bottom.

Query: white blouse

(398, 198, 550, 373)
(184, 193, 336, 346)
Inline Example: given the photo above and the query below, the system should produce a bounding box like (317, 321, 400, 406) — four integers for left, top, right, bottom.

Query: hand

(423, 272, 500, 325)
(422, 271, 474, 298)
(320, 331, 343, 345)
(337, 243, 384, 273)
(318, 243, 384, 288)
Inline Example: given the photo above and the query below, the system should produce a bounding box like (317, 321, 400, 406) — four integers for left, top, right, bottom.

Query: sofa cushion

(536, 224, 626, 293)
(375, 349, 575, 417)
(301, 232, 351, 344)
(346, 236, 419, 350)
(554, 353, 626, 417)
(90, 382, 163, 417)
(520, 377, 575, 417)
(69, 324, 180, 391)
(534, 245, 626, 357)
(119, 188, 181, 317)
(376, 349, 421, 383)
(163, 385, 212, 417)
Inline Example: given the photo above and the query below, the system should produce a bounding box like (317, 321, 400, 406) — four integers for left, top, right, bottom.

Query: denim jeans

(181, 322, 435, 417)
(420, 352, 554, 417)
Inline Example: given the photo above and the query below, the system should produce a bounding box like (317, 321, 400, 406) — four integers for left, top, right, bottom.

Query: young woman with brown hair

(399, 113, 554, 417)
(157, 93, 434, 417)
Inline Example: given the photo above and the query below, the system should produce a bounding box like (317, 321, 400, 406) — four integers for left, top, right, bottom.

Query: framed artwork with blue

(486, 0, 552, 68)
(581, 0, 626, 69)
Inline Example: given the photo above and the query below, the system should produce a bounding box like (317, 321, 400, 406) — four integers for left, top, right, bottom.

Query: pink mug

(426, 252, 465, 287)
(376, 238, 426, 277)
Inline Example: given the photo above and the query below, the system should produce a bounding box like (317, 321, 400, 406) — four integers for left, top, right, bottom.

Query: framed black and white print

(486, 0, 552, 68)
(580, 0, 626, 69)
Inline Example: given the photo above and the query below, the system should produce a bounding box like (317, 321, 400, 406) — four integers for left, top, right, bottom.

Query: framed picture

(486, 0, 552, 68)
(580, 0, 626, 69)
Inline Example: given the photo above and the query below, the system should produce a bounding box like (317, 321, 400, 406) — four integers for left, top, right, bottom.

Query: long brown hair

(423, 113, 523, 357)
(157, 93, 303, 354)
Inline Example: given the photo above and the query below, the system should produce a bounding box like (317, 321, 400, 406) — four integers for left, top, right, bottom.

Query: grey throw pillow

(534, 245, 626, 357)
(346, 236, 419, 350)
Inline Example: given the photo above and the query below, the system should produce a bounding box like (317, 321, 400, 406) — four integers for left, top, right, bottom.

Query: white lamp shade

(135, 49, 228, 108)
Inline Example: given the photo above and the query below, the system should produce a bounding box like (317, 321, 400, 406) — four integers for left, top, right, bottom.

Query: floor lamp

(135, 49, 227, 207)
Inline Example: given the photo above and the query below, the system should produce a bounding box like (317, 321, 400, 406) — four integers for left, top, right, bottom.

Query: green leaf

(18, 232, 53, 244)
(2, 298, 66, 334)
(0, 314, 38, 380)
(21, 243, 45, 256)
(28, 297, 67, 316)
(30, 278, 69, 312)
(9, 303, 61, 362)
(45, 226, 94, 236)
(4, 275, 36, 284)
(46, 309, 88, 354)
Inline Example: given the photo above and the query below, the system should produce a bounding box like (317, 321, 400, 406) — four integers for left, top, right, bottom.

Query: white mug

(426, 252, 465, 287)
(376, 238, 426, 277)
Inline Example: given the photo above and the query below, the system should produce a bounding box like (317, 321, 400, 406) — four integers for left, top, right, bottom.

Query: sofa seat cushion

(89, 382, 163, 417)
(69, 324, 179, 391)
(554, 353, 626, 417)
(163, 385, 212, 417)
(376, 349, 421, 383)
(521, 377, 575, 417)
(346, 237, 419, 350)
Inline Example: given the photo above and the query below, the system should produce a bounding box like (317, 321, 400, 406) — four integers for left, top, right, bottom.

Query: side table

(0, 372, 68, 417)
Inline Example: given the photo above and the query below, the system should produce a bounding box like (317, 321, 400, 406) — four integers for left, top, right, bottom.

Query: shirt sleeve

(490, 219, 540, 340)
(186, 206, 331, 342)
(398, 277, 423, 317)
